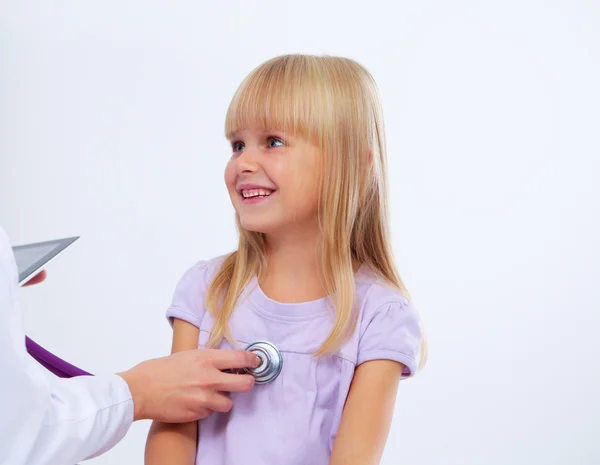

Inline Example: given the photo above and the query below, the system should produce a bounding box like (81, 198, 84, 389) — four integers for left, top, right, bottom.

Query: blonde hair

(206, 54, 426, 367)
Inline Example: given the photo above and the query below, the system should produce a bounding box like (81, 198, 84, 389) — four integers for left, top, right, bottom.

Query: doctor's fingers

(201, 349, 261, 371)
(190, 407, 214, 420)
(22, 270, 47, 286)
(197, 390, 234, 413)
(208, 371, 255, 393)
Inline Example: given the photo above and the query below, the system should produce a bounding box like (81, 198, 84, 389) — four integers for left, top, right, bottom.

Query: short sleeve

(357, 300, 423, 378)
(165, 262, 210, 329)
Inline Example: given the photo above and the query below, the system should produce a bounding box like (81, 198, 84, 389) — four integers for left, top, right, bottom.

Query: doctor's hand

(22, 270, 47, 286)
(118, 349, 260, 423)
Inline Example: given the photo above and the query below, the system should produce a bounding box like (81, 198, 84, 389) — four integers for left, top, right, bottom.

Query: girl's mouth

(240, 188, 276, 204)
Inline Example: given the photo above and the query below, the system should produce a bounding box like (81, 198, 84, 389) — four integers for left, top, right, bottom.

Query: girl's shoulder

(354, 265, 410, 311)
(165, 254, 230, 328)
(179, 253, 230, 285)
(169, 253, 230, 304)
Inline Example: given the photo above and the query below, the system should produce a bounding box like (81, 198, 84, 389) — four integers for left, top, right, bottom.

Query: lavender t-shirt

(165, 256, 422, 465)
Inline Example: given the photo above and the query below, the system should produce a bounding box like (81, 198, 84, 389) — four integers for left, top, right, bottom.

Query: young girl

(145, 54, 426, 465)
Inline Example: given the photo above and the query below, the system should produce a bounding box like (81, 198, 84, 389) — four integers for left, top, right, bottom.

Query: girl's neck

(259, 230, 326, 303)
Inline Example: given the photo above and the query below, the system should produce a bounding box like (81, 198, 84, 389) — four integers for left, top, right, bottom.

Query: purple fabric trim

(25, 336, 93, 378)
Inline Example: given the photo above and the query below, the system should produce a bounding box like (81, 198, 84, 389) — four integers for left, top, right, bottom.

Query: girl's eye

(232, 141, 244, 152)
(267, 137, 284, 148)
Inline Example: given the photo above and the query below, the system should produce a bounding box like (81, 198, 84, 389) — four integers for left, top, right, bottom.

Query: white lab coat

(0, 227, 134, 465)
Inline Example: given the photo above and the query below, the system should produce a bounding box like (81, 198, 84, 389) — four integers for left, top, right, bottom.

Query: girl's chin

(238, 216, 274, 234)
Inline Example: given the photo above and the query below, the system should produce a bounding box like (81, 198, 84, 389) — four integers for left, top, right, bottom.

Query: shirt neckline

(245, 264, 372, 321)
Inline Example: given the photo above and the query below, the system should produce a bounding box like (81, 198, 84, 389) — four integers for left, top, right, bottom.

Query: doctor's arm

(0, 259, 259, 465)
(0, 258, 134, 464)
(329, 360, 404, 465)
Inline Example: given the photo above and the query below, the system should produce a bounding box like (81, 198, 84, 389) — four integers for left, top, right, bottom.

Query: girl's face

(225, 127, 322, 237)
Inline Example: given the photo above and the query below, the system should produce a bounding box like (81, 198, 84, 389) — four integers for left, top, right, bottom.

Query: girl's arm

(329, 360, 405, 465)
(144, 319, 200, 465)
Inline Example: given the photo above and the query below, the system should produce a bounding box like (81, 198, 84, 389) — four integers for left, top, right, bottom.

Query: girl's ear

(368, 150, 373, 165)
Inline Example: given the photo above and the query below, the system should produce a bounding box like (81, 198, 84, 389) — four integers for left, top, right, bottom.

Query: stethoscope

(27, 338, 284, 385)
(240, 341, 283, 384)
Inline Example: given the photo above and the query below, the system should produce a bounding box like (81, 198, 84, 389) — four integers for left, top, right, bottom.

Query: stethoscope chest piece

(243, 341, 283, 384)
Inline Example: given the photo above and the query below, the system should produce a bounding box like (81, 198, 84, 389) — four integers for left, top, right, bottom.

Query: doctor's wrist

(117, 367, 147, 422)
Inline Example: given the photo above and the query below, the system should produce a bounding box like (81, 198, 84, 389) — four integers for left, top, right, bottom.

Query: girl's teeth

(243, 189, 273, 198)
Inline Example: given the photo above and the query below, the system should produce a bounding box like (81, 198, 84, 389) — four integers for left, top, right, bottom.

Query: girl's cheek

(224, 162, 236, 187)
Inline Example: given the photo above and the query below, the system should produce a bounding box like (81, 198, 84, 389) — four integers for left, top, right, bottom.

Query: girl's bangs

(225, 59, 323, 142)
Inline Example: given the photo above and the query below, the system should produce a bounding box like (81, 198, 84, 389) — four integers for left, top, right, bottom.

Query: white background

(1, 1, 599, 464)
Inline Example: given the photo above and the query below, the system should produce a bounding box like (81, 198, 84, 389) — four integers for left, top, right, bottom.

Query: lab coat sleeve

(0, 227, 134, 464)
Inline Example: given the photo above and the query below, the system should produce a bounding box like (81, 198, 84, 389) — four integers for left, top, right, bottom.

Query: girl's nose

(237, 149, 260, 174)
